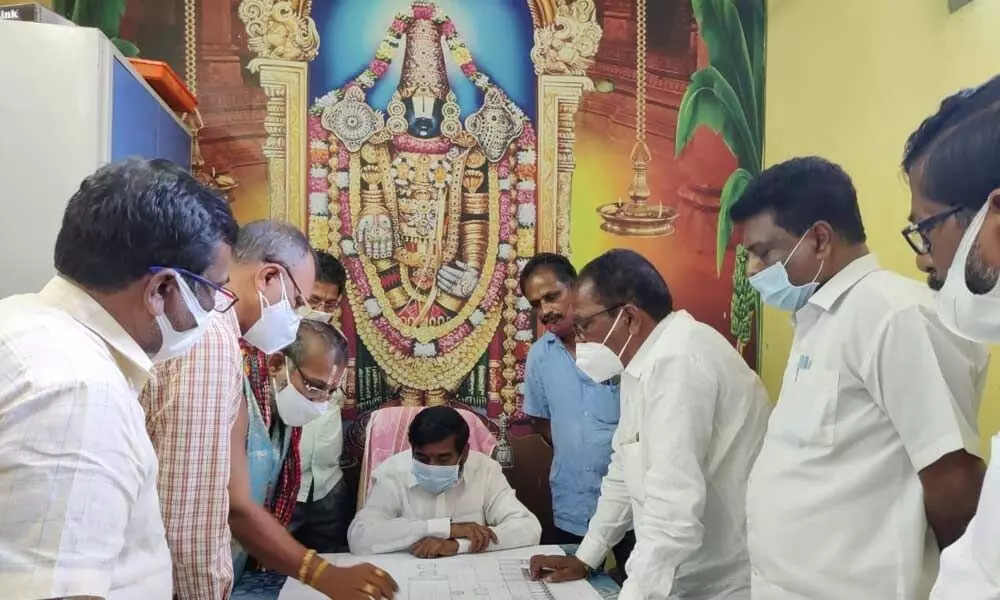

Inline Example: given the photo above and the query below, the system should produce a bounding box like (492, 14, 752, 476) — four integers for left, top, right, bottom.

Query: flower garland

(306, 1, 537, 416)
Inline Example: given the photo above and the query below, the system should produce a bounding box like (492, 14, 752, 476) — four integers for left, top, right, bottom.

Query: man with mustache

(520, 253, 635, 580)
(900, 75, 1000, 599)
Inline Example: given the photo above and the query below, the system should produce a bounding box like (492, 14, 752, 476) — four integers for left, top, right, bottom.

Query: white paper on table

(278, 545, 603, 600)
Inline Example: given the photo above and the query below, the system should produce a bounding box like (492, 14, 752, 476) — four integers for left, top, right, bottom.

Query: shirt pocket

(583, 385, 621, 426)
(620, 440, 645, 503)
(772, 361, 839, 447)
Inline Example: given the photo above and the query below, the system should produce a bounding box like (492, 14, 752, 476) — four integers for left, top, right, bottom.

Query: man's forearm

(492, 515, 542, 551)
(230, 501, 312, 578)
(349, 515, 450, 555)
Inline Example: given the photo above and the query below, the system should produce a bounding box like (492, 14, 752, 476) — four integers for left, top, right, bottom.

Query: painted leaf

(113, 38, 140, 58)
(691, 0, 761, 150)
(51, 0, 74, 19)
(732, 0, 766, 122)
(716, 168, 753, 273)
(71, 0, 128, 39)
(675, 67, 760, 173)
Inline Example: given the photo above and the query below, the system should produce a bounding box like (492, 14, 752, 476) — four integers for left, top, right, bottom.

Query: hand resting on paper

(316, 563, 399, 599)
(451, 522, 498, 553)
(410, 537, 460, 559)
(528, 554, 589, 583)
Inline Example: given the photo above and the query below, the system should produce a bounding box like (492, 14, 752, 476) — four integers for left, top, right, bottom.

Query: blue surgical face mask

(749, 231, 824, 313)
(412, 459, 460, 495)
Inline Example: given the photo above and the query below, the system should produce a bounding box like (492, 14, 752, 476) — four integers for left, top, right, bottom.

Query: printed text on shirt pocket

(773, 364, 839, 447)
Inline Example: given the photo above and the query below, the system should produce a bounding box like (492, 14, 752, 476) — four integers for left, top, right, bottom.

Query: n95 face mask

(152, 273, 212, 363)
(576, 309, 632, 383)
(274, 363, 330, 427)
(243, 272, 301, 354)
(937, 202, 1000, 344)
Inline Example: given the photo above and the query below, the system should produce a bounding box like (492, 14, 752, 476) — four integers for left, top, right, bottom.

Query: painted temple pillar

(194, 0, 268, 187)
(198, 0, 242, 86)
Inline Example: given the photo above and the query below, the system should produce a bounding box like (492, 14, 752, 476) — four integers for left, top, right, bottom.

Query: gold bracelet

(298, 549, 317, 581)
(309, 560, 330, 588)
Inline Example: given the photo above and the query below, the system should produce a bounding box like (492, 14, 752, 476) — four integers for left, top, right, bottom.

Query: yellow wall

(763, 0, 1000, 453)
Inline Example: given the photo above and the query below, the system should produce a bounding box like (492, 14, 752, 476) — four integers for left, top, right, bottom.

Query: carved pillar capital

(537, 75, 593, 257)
(249, 58, 307, 228)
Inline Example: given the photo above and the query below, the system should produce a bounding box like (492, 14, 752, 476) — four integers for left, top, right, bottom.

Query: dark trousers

(552, 527, 636, 585)
(289, 478, 354, 553)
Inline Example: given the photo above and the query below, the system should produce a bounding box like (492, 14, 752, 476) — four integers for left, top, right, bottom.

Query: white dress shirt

(298, 392, 345, 503)
(0, 277, 171, 599)
(576, 310, 772, 600)
(930, 434, 1000, 599)
(746, 255, 988, 600)
(348, 450, 541, 555)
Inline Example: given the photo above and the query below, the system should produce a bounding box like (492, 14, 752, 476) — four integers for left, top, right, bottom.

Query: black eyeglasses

(289, 360, 343, 401)
(150, 266, 239, 313)
(267, 258, 310, 309)
(901, 205, 965, 255)
(572, 304, 624, 339)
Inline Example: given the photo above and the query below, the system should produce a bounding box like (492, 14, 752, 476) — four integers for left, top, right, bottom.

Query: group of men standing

(0, 72, 998, 600)
(518, 75, 1000, 600)
(0, 159, 397, 599)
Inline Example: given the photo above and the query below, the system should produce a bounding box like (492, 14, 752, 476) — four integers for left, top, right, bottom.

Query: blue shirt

(523, 331, 621, 536)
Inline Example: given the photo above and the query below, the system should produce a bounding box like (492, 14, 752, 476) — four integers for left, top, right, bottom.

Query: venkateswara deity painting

(231, 0, 598, 422)
(118, 0, 765, 425)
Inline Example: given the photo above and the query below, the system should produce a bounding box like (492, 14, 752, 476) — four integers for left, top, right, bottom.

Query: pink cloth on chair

(358, 406, 498, 507)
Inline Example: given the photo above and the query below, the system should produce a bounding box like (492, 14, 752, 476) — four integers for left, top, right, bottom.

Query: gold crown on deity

(399, 17, 449, 101)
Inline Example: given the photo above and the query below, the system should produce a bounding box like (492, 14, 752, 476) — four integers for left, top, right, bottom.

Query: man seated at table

(348, 406, 542, 558)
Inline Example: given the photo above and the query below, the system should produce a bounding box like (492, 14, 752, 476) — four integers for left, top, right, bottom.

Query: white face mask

(296, 306, 334, 323)
(275, 363, 330, 426)
(243, 272, 302, 354)
(575, 309, 633, 383)
(151, 272, 212, 363)
(937, 202, 1000, 343)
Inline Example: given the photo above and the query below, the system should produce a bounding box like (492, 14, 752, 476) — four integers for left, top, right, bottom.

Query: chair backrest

(357, 406, 498, 508)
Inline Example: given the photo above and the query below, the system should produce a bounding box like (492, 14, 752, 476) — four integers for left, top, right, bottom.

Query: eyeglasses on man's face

(149, 266, 239, 313)
(901, 205, 965, 256)
(290, 361, 344, 401)
(572, 304, 623, 340)
(267, 259, 310, 310)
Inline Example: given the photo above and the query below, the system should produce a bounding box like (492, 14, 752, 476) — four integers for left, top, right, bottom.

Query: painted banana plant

(52, 0, 139, 57)
(675, 0, 765, 353)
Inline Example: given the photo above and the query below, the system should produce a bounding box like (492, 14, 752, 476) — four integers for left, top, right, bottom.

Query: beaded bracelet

(298, 549, 317, 581)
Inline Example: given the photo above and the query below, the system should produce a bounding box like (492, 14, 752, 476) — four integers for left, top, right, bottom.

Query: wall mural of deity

(213, 0, 600, 428)
(118, 0, 764, 429)
(305, 1, 539, 417)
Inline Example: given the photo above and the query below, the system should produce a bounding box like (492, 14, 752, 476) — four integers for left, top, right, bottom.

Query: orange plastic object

(128, 58, 198, 114)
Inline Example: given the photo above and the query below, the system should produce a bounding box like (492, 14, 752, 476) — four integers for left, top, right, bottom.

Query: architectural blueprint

(278, 546, 603, 600)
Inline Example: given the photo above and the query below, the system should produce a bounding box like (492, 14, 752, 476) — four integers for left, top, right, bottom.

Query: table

(231, 544, 620, 600)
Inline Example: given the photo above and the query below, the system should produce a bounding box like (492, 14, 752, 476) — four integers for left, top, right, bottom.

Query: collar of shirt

(804, 253, 880, 313)
(624, 309, 691, 379)
(39, 276, 152, 382)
